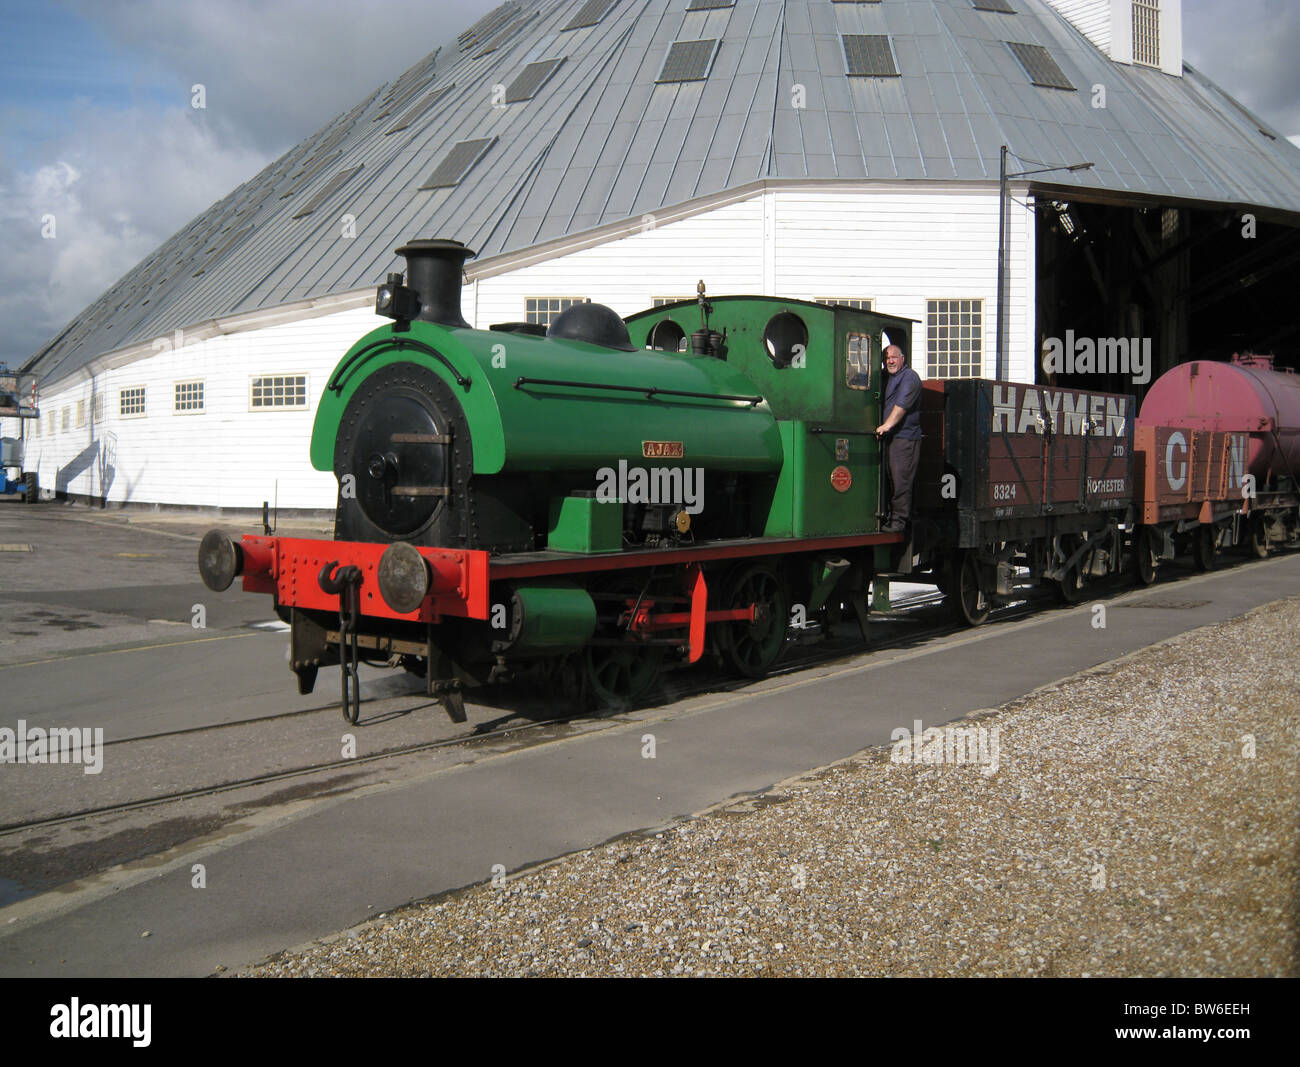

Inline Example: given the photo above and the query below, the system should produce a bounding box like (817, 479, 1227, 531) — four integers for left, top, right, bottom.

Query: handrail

(513, 376, 762, 406)
(328, 338, 472, 394)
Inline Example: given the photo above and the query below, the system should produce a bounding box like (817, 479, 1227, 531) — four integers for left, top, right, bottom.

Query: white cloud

(67, 0, 493, 153)
(1184, 0, 1300, 136)
(1, 0, 499, 365)
(0, 104, 266, 364)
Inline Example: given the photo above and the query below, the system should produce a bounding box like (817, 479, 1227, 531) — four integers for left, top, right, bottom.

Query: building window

(657, 39, 720, 83)
(504, 58, 566, 103)
(1006, 42, 1075, 90)
(76, 399, 86, 427)
(386, 84, 454, 135)
(49, 412, 57, 435)
(92, 394, 104, 422)
(251, 375, 308, 409)
(817, 297, 874, 311)
(846, 333, 872, 390)
(1133, 0, 1160, 67)
(290, 164, 363, 220)
(926, 299, 983, 378)
(652, 296, 693, 307)
(175, 380, 206, 413)
(842, 35, 900, 77)
(32, 415, 40, 437)
(61, 407, 70, 431)
(563, 0, 619, 31)
(526, 297, 587, 327)
(120, 387, 146, 418)
(419, 137, 497, 190)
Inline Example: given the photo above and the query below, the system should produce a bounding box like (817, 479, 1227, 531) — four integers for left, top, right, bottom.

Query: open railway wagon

(1132, 353, 1300, 580)
(0, 364, 40, 502)
(906, 378, 1137, 624)
(200, 240, 909, 720)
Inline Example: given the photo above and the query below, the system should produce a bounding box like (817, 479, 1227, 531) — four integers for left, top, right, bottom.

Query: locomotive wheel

(582, 576, 664, 708)
(550, 655, 587, 709)
(717, 564, 790, 677)
(1134, 528, 1158, 586)
(582, 642, 664, 708)
(950, 550, 989, 627)
(1247, 515, 1269, 559)
(1192, 525, 1217, 572)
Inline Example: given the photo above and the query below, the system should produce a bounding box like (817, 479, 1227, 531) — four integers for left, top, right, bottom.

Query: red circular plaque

(830, 465, 852, 492)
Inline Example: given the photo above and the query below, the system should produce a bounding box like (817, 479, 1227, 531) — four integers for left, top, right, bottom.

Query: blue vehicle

(0, 364, 39, 502)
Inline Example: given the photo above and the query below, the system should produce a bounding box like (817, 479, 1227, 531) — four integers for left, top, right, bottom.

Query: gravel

(243, 597, 1300, 978)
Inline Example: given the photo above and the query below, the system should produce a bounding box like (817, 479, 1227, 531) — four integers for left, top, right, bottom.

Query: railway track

(0, 712, 575, 838)
(0, 586, 987, 838)
(0, 552, 1271, 841)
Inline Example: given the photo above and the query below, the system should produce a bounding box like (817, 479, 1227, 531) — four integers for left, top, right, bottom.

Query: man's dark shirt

(883, 365, 923, 440)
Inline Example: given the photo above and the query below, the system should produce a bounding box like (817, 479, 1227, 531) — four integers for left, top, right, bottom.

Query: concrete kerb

(233, 589, 1300, 976)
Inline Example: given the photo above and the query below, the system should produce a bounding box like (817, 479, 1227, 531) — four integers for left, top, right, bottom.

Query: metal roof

(27, 0, 1300, 383)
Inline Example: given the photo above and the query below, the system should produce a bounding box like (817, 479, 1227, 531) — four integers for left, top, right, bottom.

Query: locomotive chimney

(395, 238, 476, 328)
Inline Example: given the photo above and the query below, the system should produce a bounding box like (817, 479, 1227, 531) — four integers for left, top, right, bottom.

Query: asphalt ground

(0, 501, 402, 740)
(0, 497, 1295, 976)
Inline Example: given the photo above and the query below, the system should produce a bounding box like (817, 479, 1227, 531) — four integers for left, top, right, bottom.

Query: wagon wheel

(950, 550, 989, 627)
(716, 564, 790, 678)
(1247, 514, 1269, 559)
(582, 577, 665, 708)
(1055, 536, 1086, 605)
(934, 560, 955, 599)
(1134, 527, 1158, 586)
(1192, 525, 1218, 572)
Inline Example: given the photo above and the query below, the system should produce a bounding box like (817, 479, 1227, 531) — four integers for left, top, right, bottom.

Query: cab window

(846, 332, 871, 390)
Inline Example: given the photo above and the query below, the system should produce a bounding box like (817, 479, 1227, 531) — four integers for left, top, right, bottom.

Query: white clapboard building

(14, 0, 1300, 510)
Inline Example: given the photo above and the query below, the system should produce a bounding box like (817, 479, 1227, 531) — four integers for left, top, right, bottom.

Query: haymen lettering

(1042, 389, 1062, 427)
(990, 386, 1130, 438)
(1018, 389, 1042, 433)
(992, 385, 1016, 433)
(1061, 393, 1088, 435)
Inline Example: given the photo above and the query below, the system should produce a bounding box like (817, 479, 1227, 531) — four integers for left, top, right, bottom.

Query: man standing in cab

(875, 344, 922, 533)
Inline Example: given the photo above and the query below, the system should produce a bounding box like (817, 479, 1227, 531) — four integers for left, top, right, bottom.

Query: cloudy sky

(1, 0, 1297, 368)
